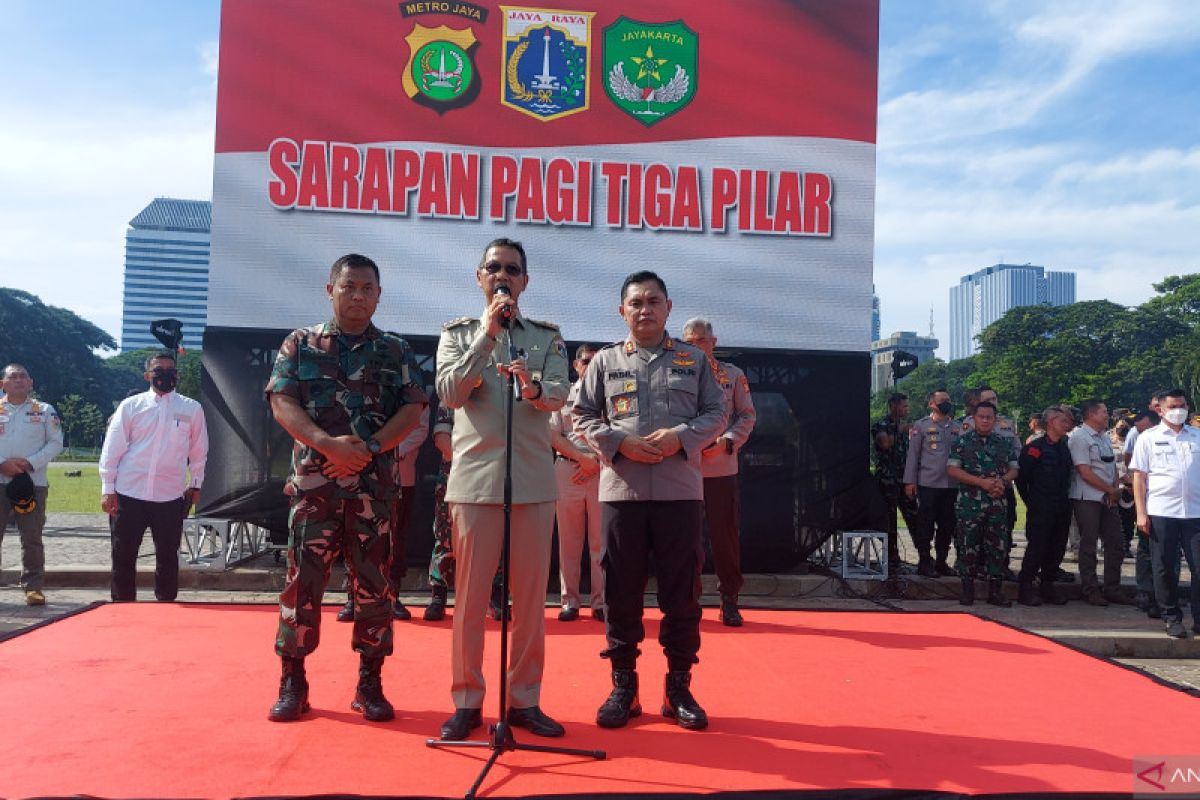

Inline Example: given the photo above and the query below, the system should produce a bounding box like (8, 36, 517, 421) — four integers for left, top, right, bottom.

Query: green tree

(0, 288, 117, 409)
(869, 356, 978, 422)
(55, 393, 105, 451)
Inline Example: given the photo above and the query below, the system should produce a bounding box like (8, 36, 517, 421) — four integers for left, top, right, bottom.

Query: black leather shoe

(392, 599, 412, 620)
(1147, 603, 1163, 619)
(1040, 583, 1068, 605)
(336, 599, 355, 622)
(1055, 568, 1076, 583)
(1166, 619, 1187, 639)
(507, 705, 565, 737)
(439, 708, 482, 740)
(935, 561, 956, 577)
(662, 670, 707, 730)
(558, 606, 580, 621)
(1017, 582, 1042, 606)
(268, 657, 310, 722)
(720, 595, 744, 627)
(916, 559, 938, 578)
(424, 586, 448, 621)
(596, 669, 640, 728)
(488, 585, 512, 621)
(351, 656, 395, 722)
(592, 607, 606, 623)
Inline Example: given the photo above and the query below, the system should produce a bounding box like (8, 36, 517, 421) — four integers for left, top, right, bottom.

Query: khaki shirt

(700, 360, 756, 479)
(436, 312, 569, 504)
(0, 399, 63, 488)
(574, 334, 727, 502)
(549, 380, 592, 454)
(903, 414, 959, 489)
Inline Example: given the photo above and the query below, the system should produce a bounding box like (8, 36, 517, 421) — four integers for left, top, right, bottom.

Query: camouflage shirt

(870, 416, 909, 487)
(265, 320, 426, 499)
(948, 430, 1019, 502)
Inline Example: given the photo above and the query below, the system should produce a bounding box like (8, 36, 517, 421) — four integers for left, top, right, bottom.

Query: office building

(120, 198, 211, 352)
(871, 331, 938, 395)
(871, 285, 881, 343)
(949, 263, 1076, 360)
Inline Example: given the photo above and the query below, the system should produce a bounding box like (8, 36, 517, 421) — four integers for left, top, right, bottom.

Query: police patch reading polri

(500, 6, 594, 121)
(603, 17, 697, 126)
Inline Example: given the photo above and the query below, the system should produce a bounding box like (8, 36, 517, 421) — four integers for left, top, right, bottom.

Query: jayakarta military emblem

(402, 24, 481, 113)
(603, 17, 698, 126)
(500, 6, 594, 121)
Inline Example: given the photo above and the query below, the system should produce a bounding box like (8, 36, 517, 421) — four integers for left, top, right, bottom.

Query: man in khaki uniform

(549, 344, 605, 622)
(574, 271, 727, 732)
(435, 238, 570, 741)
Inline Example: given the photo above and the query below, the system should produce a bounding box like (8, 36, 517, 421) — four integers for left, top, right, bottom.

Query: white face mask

(1163, 408, 1189, 426)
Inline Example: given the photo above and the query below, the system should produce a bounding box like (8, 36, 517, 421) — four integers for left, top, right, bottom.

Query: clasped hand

(321, 435, 372, 479)
(618, 429, 682, 463)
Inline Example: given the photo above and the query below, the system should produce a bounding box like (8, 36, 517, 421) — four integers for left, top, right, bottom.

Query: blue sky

(1, 0, 1197, 357)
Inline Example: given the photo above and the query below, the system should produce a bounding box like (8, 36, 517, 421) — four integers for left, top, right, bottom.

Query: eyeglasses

(482, 261, 524, 277)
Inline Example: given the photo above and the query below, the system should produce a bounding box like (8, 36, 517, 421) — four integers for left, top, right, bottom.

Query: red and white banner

(210, 0, 878, 351)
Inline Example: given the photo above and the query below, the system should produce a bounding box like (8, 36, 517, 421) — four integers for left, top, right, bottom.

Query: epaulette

(442, 316, 477, 331)
(526, 318, 560, 331)
(599, 341, 624, 352)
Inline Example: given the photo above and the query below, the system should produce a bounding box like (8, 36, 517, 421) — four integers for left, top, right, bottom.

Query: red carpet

(0, 603, 1195, 798)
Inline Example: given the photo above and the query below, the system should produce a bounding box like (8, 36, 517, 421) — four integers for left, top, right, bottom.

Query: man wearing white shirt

(1067, 400, 1128, 606)
(100, 352, 208, 602)
(1131, 388, 1200, 639)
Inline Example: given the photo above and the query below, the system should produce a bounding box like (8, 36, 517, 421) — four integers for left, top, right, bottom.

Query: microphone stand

(427, 320, 605, 800)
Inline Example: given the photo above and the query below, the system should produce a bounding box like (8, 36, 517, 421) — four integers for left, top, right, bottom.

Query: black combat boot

(424, 585, 448, 621)
(268, 656, 310, 722)
(987, 578, 1012, 607)
(662, 670, 708, 730)
(595, 669, 641, 728)
(959, 577, 975, 606)
(337, 597, 355, 622)
(719, 595, 744, 627)
(351, 655, 395, 722)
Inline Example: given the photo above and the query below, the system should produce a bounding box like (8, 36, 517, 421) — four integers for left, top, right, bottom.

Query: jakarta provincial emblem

(603, 17, 698, 126)
(500, 6, 594, 121)
(403, 24, 481, 113)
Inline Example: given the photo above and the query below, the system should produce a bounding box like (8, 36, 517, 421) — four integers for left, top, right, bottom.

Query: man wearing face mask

(1131, 388, 1200, 639)
(100, 352, 208, 603)
(903, 389, 960, 578)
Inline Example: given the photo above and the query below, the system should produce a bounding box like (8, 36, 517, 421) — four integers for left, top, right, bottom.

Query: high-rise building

(871, 330, 938, 395)
(949, 263, 1076, 360)
(871, 285, 881, 342)
(120, 198, 212, 352)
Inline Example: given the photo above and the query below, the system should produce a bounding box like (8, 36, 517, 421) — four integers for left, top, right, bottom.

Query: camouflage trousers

(954, 493, 1010, 579)
(426, 459, 503, 594)
(275, 490, 394, 659)
(427, 460, 455, 589)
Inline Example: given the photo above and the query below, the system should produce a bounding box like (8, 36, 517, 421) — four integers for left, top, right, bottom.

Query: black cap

(5, 472, 36, 514)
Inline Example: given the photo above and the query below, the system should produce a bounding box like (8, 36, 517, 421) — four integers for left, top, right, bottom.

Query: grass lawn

(899, 494, 1028, 531)
(45, 464, 102, 513)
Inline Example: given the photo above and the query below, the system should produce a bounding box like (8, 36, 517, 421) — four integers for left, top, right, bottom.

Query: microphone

(493, 286, 522, 402)
(494, 285, 515, 329)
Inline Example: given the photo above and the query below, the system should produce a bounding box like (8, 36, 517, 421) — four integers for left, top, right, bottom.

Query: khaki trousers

(449, 501, 555, 710)
(555, 460, 604, 612)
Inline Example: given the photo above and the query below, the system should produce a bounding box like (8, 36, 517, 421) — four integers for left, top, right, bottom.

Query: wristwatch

(366, 437, 382, 455)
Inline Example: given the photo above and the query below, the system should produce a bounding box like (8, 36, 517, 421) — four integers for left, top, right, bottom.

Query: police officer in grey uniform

(0, 364, 63, 606)
(574, 271, 726, 732)
(435, 238, 571, 741)
(904, 388, 959, 577)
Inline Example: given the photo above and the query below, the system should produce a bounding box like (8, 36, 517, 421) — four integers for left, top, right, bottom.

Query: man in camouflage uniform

(265, 253, 427, 723)
(960, 386, 1022, 580)
(871, 392, 918, 573)
(946, 401, 1019, 606)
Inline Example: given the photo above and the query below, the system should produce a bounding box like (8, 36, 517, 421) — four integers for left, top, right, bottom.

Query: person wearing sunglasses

(1067, 399, 1129, 606)
(435, 238, 571, 741)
